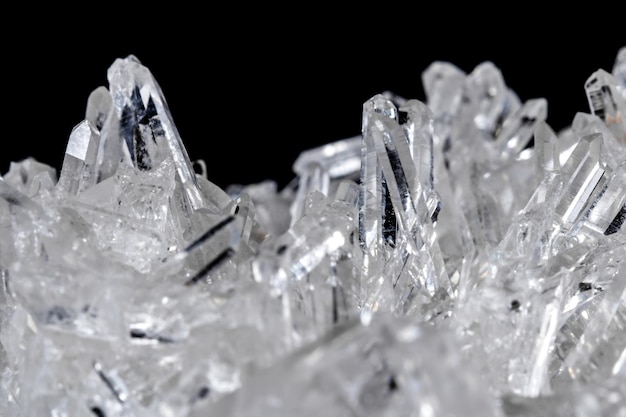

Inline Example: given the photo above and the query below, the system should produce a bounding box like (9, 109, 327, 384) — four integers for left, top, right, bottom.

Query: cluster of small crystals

(0, 48, 625, 417)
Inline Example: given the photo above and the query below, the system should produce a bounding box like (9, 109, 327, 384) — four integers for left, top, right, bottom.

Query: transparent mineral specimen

(0, 49, 625, 417)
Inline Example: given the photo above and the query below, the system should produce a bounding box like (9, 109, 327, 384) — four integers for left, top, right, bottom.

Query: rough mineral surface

(1, 49, 625, 416)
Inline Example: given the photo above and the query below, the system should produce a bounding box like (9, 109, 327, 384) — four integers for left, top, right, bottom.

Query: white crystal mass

(1, 50, 625, 417)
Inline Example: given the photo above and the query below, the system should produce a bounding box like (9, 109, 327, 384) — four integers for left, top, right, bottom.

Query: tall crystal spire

(97, 55, 206, 210)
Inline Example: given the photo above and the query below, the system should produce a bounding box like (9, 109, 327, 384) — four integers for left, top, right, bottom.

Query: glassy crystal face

(1, 50, 625, 417)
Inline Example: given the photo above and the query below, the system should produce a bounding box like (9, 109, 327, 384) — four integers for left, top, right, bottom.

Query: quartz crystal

(1, 50, 625, 417)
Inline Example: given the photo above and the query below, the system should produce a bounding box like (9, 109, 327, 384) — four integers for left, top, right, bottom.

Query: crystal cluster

(1, 49, 625, 417)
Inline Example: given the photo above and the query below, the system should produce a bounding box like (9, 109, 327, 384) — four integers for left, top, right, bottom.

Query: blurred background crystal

(0, 47, 624, 417)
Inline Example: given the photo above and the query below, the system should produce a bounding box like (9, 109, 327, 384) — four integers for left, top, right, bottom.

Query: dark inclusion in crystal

(129, 328, 175, 344)
(604, 204, 626, 235)
(119, 86, 160, 171)
(184, 248, 235, 286)
(195, 386, 210, 400)
(382, 176, 397, 248)
(90, 406, 106, 417)
(46, 305, 75, 324)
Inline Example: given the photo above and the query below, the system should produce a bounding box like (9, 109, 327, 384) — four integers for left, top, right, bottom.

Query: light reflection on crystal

(1, 49, 625, 417)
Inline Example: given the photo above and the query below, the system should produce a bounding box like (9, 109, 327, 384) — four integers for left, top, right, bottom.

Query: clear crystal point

(56, 119, 100, 195)
(102, 54, 206, 210)
(585, 68, 626, 145)
(534, 121, 561, 175)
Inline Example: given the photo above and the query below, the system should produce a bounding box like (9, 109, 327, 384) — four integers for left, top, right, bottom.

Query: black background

(3, 13, 624, 191)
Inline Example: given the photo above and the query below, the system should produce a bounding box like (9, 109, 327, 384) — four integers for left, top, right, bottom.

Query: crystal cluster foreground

(1, 50, 625, 417)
